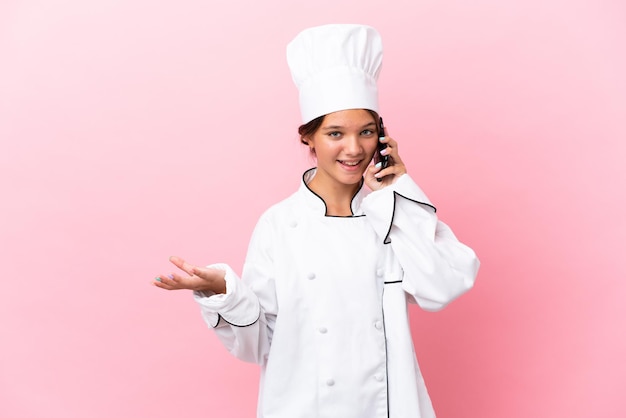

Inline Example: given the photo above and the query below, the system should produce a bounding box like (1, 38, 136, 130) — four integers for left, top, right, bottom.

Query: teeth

(341, 161, 359, 166)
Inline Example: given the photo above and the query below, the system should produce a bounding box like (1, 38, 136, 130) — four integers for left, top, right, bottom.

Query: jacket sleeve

(192, 214, 277, 365)
(361, 174, 480, 311)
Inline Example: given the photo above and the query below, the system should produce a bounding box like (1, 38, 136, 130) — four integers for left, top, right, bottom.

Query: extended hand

(153, 256, 227, 294)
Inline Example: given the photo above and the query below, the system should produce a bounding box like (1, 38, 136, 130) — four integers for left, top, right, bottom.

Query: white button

(374, 374, 384, 382)
(326, 379, 335, 386)
(290, 220, 298, 228)
(318, 327, 328, 334)
(307, 272, 316, 280)
(376, 269, 384, 277)
(374, 321, 383, 330)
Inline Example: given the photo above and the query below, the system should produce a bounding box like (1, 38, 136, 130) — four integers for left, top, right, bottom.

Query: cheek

(365, 140, 379, 157)
(316, 141, 341, 157)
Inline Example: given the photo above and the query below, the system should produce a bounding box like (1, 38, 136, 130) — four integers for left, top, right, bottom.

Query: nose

(344, 135, 363, 156)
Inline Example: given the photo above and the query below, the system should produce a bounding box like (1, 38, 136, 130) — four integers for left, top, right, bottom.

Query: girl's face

(307, 109, 379, 190)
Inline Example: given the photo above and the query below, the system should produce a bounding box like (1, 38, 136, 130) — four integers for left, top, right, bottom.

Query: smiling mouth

(338, 160, 361, 167)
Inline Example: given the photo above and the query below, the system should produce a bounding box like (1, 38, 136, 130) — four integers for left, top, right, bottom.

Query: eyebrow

(321, 122, 376, 131)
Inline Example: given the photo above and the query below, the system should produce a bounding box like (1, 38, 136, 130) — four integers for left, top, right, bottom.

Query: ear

(303, 136, 315, 153)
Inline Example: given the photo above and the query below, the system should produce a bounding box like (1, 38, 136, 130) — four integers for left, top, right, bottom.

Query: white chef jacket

(194, 168, 479, 418)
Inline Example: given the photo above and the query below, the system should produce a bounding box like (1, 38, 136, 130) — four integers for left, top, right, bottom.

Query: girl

(154, 24, 479, 418)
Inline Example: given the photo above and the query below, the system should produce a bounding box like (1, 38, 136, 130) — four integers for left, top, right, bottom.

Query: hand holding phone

(376, 117, 389, 182)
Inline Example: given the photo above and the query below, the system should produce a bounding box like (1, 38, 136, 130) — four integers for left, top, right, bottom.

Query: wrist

(212, 276, 227, 295)
(206, 269, 226, 294)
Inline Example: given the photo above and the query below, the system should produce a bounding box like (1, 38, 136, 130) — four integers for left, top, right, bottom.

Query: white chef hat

(287, 24, 383, 124)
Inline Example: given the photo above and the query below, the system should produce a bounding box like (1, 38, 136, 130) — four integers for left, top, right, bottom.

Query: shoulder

(254, 189, 301, 229)
(246, 190, 301, 253)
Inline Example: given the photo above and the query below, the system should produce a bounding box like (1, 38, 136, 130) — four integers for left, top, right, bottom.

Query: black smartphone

(376, 117, 389, 182)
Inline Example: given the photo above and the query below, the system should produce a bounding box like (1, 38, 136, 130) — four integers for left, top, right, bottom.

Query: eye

(361, 129, 375, 136)
(327, 131, 342, 138)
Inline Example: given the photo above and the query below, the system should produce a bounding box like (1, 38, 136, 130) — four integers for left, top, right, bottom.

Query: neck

(308, 174, 361, 216)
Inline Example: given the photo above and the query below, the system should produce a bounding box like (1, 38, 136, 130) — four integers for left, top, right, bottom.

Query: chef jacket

(194, 168, 480, 418)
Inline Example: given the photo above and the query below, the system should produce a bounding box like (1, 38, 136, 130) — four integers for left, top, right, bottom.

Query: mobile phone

(376, 117, 389, 182)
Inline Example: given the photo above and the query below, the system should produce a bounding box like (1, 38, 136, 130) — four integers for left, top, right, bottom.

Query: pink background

(1, 1, 625, 417)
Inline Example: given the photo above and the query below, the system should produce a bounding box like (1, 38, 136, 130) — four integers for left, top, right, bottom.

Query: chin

(338, 173, 365, 185)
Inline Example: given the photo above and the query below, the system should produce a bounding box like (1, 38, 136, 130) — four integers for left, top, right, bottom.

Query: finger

(365, 168, 387, 191)
(152, 276, 177, 290)
(379, 137, 397, 153)
(153, 281, 174, 290)
(154, 273, 203, 291)
(365, 161, 383, 171)
(167, 272, 186, 283)
(191, 266, 224, 283)
(191, 266, 210, 279)
(375, 160, 405, 179)
(169, 256, 196, 276)
(385, 136, 397, 148)
(364, 164, 378, 181)
(366, 161, 382, 177)
(382, 140, 404, 165)
(390, 150, 404, 166)
(391, 163, 406, 176)
(374, 155, 395, 173)
(378, 134, 395, 144)
(374, 167, 389, 179)
(154, 274, 179, 288)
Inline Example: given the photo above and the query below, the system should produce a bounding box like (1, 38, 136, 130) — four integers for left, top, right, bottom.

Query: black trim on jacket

(383, 191, 437, 245)
(212, 312, 262, 328)
(302, 168, 366, 218)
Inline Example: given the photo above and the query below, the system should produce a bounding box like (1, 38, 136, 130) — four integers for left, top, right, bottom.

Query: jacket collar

(299, 168, 368, 217)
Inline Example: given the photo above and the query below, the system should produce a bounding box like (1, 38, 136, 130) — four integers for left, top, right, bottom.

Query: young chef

(154, 24, 480, 418)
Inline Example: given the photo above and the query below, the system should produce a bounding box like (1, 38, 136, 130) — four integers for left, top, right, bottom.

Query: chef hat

(287, 24, 383, 124)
